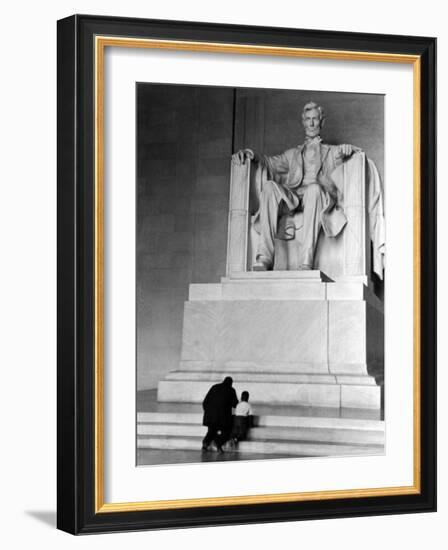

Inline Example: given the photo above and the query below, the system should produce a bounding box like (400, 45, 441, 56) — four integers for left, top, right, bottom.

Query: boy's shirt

(235, 401, 252, 416)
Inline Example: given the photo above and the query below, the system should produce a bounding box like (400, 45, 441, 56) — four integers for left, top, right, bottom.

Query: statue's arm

(232, 148, 289, 181)
(260, 152, 290, 179)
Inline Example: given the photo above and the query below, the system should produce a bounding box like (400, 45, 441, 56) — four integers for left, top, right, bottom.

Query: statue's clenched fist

(232, 148, 255, 165)
(338, 144, 362, 157)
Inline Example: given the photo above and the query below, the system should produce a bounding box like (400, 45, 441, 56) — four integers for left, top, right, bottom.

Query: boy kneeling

(232, 391, 253, 444)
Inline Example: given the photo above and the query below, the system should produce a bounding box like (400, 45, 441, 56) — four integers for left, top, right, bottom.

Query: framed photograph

(57, 14, 436, 534)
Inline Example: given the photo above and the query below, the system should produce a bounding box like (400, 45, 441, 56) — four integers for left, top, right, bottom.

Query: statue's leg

(254, 180, 282, 269)
(300, 183, 325, 269)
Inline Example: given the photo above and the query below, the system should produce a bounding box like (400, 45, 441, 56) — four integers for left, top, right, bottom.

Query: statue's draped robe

(251, 143, 385, 279)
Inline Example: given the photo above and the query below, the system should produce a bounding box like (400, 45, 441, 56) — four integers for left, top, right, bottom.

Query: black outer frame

(57, 14, 436, 535)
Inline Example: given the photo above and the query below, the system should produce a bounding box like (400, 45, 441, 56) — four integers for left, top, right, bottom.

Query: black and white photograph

(136, 84, 385, 466)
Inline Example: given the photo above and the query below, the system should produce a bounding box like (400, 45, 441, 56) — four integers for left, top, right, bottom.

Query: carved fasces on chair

(226, 160, 251, 276)
(331, 152, 369, 278)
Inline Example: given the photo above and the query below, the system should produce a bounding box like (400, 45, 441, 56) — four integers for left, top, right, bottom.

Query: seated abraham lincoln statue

(232, 101, 378, 273)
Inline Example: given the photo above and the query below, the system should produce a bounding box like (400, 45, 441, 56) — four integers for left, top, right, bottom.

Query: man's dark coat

(202, 381, 238, 429)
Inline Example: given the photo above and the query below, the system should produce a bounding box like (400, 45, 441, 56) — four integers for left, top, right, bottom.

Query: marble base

(158, 379, 380, 408)
(158, 272, 384, 409)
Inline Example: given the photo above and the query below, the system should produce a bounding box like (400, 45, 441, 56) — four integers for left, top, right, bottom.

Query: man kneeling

(202, 376, 238, 453)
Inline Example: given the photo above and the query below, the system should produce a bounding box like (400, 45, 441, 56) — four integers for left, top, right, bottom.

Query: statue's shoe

(299, 264, 313, 271)
(252, 257, 272, 271)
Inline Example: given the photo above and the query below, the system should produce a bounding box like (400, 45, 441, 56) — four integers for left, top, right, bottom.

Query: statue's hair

(301, 101, 325, 123)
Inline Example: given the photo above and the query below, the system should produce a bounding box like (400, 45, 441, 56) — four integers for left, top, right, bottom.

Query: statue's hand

(338, 144, 362, 157)
(232, 148, 255, 165)
(338, 144, 354, 157)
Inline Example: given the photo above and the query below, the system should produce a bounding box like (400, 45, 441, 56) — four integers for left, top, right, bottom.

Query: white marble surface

(180, 300, 330, 366)
(179, 360, 331, 373)
(158, 379, 341, 407)
(215, 300, 327, 363)
(159, 378, 381, 409)
(137, 422, 384, 446)
(165, 371, 338, 384)
(137, 410, 384, 431)
(329, 301, 366, 365)
(328, 362, 369, 375)
(226, 160, 251, 275)
(188, 279, 383, 312)
(341, 384, 381, 409)
(225, 270, 329, 281)
(221, 281, 326, 300)
(165, 275, 384, 409)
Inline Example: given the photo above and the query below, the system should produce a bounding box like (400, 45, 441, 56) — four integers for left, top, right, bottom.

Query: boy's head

(241, 391, 249, 402)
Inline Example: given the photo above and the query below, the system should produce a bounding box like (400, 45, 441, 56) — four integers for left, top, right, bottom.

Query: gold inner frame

(94, 36, 421, 514)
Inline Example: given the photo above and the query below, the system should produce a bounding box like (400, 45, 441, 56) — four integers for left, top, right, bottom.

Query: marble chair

(228, 152, 384, 285)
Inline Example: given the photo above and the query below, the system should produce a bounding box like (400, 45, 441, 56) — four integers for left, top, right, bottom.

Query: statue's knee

(305, 183, 321, 195)
(263, 180, 276, 194)
(260, 180, 277, 200)
(304, 183, 322, 201)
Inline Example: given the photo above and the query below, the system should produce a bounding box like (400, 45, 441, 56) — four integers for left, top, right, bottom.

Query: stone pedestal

(157, 271, 384, 409)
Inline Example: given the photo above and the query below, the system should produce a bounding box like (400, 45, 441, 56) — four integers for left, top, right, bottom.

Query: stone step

(179, 360, 370, 375)
(249, 426, 383, 445)
(191, 281, 327, 301)
(137, 422, 384, 445)
(165, 370, 376, 386)
(137, 411, 384, 431)
(157, 380, 381, 409)
(188, 279, 383, 311)
(137, 435, 384, 457)
(225, 270, 330, 281)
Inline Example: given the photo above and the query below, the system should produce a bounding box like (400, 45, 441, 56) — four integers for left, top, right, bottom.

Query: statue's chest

(303, 143, 321, 167)
(302, 144, 322, 182)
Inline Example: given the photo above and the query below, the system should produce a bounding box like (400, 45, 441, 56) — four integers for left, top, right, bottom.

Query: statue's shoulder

(321, 142, 338, 150)
(287, 145, 303, 157)
(321, 143, 340, 159)
(276, 145, 304, 166)
(273, 147, 301, 163)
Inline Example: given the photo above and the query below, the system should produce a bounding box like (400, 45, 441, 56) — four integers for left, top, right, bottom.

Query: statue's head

(301, 101, 325, 138)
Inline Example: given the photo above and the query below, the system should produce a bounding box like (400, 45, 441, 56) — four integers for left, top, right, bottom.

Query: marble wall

(137, 84, 234, 389)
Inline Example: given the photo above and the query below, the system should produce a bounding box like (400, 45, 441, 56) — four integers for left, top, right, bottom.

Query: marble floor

(137, 448, 291, 466)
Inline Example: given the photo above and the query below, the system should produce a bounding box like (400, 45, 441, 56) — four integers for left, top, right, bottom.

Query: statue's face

(302, 108, 322, 138)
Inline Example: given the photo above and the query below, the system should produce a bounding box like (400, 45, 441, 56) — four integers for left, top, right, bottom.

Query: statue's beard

(305, 128, 321, 138)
